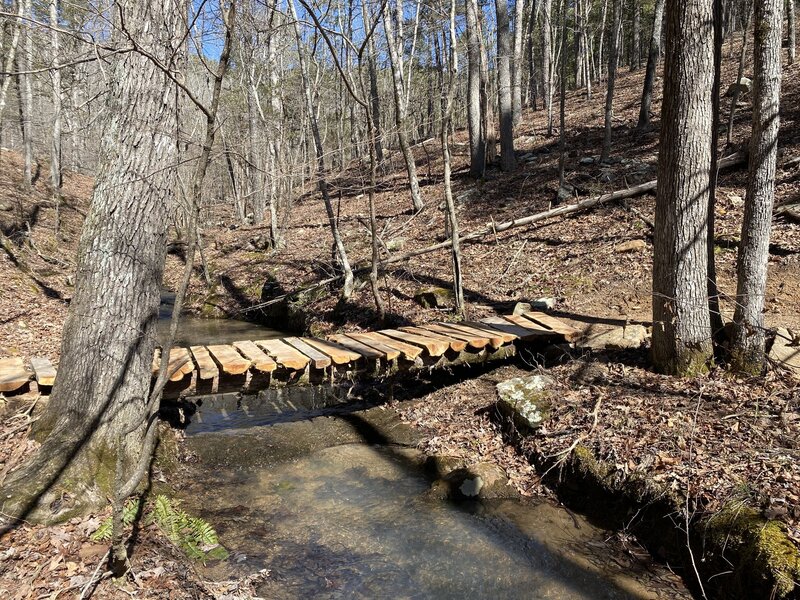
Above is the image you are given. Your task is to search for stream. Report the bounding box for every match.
[163,310,691,599]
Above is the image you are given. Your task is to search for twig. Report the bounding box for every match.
[542,392,604,479]
[685,388,708,600]
[78,550,110,600]
[491,239,527,285]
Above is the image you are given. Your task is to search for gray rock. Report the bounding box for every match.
[496,375,554,431]
[427,462,517,501]
[456,188,482,204]
[385,237,406,251]
[557,185,575,203]
[512,298,556,315]
[729,194,744,207]
[725,77,752,97]
[769,328,800,379]
[579,157,595,165]
[0,203,11,212]
[579,324,649,350]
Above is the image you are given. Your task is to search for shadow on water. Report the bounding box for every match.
[169,371,690,600]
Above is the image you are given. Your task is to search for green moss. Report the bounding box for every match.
[572,445,612,480]
[705,505,800,598]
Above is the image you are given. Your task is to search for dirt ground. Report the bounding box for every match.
[1,42,799,598]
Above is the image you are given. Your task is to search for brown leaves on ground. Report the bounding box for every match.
[394,355,800,549]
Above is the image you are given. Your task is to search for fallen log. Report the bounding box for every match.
[384,151,747,266]
[243,151,748,313]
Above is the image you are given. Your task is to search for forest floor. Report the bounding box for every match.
[1,46,799,598]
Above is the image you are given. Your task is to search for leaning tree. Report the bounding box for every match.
[1,0,183,522]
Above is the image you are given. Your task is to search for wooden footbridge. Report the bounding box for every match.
[0,311,582,399]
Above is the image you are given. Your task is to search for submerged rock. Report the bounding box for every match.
[426,461,517,501]
[496,375,554,431]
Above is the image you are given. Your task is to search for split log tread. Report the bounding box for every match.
[167,348,194,381]
[378,329,449,357]
[521,311,584,342]
[478,316,548,340]
[399,326,467,352]
[349,332,418,360]
[422,323,492,349]
[304,338,363,364]
[327,334,386,360]
[503,314,562,338]
[0,357,30,393]
[255,339,310,371]
[30,357,56,387]
[233,340,277,373]
[461,321,517,344]
[190,346,219,380]
[207,344,251,375]
[283,337,332,369]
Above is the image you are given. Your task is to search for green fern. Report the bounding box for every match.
[89,497,142,542]
[89,495,227,562]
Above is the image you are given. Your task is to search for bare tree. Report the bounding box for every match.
[17,0,34,188]
[731,0,782,373]
[512,0,525,126]
[636,0,664,127]
[788,0,796,64]
[383,0,424,212]
[288,0,355,299]
[496,0,517,171]
[0,0,24,121]
[652,0,714,375]
[542,0,554,135]
[600,0,621,162]
[441,0,464,314]
[49,0,63,208]
[465,0,485,177]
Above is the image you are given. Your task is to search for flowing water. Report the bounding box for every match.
[162,311,689,599]
[173,395,689,599]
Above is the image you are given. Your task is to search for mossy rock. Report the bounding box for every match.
[413,286,454,309]
[495,375,554,431]
[704,505,800,599]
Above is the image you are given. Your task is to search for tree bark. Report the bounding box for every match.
[542,0,554,135]
[512,0,525,126]
[788,0,796,64]
[17,0,34,189]
[0,0,24,122]
[383,2,424,212]
[466,0,485,178]
[496,0,517,171]
[0,0,182,522]
[726,8,751,145]
[362,0,384,162]
[49,0,63,201]
[731,0,782,374]
[442,0,464,315]
[601,0,622,162]
[637,0,665,127]
[630,0,641,69]
[652,0,714,376]
[478,8,497,163]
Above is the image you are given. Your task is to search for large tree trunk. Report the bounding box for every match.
[600,0,622,162]
[466,0,485,178]
[496,0,517,171]
[630,0,641,70]
[512,0,525,126]
[478,8,497,163]
[0,0,182,522]
[637,0,665,127]
[652,0,714,376]
[0,0,24,123]
[730,0,782,374]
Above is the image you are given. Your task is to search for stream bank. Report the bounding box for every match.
[167,394,690,599]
